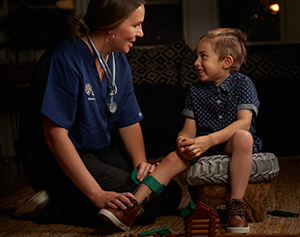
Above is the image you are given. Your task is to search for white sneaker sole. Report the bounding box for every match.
[14,190,49,217]
[98,209,130,231]
[227,226,250,233]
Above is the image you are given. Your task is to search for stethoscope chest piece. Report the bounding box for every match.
[108,101,117,114]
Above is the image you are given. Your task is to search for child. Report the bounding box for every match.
[96,28,261,232]
[177,28,262,233]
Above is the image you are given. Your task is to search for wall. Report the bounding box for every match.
[284,0,300,43]
[182,0,219,50]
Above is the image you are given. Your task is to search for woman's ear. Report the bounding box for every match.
[222,55,233,69]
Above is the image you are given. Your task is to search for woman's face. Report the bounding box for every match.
[112,4,145,53]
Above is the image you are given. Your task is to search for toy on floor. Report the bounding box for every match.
[217,234,299,237]
[267,210,299,218]
[126,233,174,237]
[126,201,219,237]
[138,226,171,236]
[126,201,299,237]
[125,226,171,237]
[181,201,220,237]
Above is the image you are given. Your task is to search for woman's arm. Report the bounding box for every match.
[42,115,135,210]
[118,122,155,181]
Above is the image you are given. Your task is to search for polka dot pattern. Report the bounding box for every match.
[183,72,262,152]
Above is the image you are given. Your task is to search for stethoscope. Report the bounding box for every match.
[87,35,117,114]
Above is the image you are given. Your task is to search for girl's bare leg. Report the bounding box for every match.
[224,130,253,200]
[134,150,190,202]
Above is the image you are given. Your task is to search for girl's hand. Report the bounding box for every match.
[178,136,213,160]
[135,161,158,182]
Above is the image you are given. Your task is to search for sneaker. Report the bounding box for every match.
[98,197,144,231]
[14,190,50,220]
[226,198,250,233]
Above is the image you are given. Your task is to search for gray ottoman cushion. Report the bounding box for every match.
[178,152,279,186]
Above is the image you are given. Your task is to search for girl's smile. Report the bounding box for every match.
[194,38,231,86]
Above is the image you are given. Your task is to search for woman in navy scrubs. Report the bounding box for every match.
[14,0,181,226]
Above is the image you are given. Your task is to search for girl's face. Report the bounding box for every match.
[194,38,229,86]
[112,4,145,53]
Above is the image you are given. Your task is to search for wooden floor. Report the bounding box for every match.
[0,157,29,199]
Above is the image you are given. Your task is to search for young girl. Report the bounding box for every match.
[177,28,262,233]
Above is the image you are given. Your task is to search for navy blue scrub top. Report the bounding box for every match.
[17,38,143,156]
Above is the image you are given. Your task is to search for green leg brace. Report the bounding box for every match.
[141,175,165,197]
[131,169,165,207]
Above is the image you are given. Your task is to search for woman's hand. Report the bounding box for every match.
[135,161,158,182]
[95,191,137,210]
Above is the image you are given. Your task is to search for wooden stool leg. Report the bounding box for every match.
[187,181,271,222]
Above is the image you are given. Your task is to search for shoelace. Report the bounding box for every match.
[228,199,246,217]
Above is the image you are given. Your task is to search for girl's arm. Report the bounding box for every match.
[180,109,253,159]
[206,109,253,146]
[43,115,135,210]
[176,117,197,146]
[176,118,197,159]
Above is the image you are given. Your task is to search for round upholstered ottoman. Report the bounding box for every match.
[178,152,280,222]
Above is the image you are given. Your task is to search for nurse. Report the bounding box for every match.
[14,0,182,229]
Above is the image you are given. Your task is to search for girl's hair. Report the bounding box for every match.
[68,0,146,37]
[199,28,247,73]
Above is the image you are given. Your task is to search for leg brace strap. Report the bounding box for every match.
[131,169,165,197]
[131,169,140,185]
[141,175,165,197]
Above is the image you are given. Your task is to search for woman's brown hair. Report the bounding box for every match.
[68,0,146,37]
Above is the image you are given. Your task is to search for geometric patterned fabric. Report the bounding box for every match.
[127,40,300,88]
[126,40,198,88]
[240,44,300,80]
